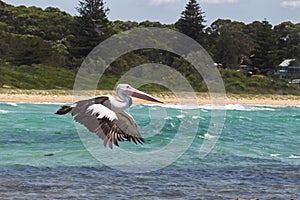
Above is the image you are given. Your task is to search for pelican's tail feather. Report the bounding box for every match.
[55,105,72,115]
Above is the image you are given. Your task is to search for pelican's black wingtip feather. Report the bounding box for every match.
[138,137,145,144]
[55,106,72,115]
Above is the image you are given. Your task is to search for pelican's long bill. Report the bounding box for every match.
[130,88,163,103]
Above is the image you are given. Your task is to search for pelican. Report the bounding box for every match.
[55,84,163,148]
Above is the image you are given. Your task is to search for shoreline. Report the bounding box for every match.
[0,89,300,106]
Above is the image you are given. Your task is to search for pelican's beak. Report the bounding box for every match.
[130,87,163,103]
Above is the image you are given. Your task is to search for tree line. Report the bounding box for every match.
[0,0,300,93]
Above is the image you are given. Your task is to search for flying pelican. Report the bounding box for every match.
[55,84,163,148]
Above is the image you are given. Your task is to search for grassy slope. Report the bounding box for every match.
[1,64,300,95]
[0,64,76,89]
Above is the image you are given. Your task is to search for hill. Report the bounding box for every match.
[0,1,300,94]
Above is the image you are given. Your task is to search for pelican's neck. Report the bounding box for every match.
[111,92,132,111]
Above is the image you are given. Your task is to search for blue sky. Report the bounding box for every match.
[2,0,300,25]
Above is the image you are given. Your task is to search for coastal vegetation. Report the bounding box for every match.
[0,0,299,94]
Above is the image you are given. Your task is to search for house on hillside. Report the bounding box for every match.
[277,59,300,80]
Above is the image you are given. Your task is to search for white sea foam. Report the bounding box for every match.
[270,154,280,157]
[199,104,276,111]
[192,116,205,120]
[146,104,200,110]
[0,102,18,106]
[170,122,176,128]
[147,104,276,111]
[0,109,10,114]
[199,133,218,140]
[6,102,18,106]
[176,115,185,119]
[238,116,253,121]
[204,133,218,140]
[289,155,300,159]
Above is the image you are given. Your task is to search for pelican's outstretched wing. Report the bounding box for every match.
[115,111,144,145]
[64,96,144,148]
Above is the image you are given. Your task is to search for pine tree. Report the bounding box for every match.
[77,0,110,36]
[73,0,111,57]
[175,0,206,43]
[250,19,279,74]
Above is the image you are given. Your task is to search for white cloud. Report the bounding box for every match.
[201,0,239,3]
[148,0,180,6]
[280,0,300,8]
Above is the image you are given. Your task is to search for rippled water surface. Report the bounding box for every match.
[0,103,299,199]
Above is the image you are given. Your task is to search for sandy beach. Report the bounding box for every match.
[0,89,300,106]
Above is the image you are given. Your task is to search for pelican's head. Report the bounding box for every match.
[116,84,163,103]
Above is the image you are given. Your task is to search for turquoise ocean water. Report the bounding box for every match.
[0,102,299,199]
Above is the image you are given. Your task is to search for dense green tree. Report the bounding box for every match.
[77,0,110,34]
[208,19,254,68]
[175,0,206,45]
[70,0,111,60]
[0,1,76,67]
[1,32,58,66]
[77,0,110,39]
[249,20,279,74]
[275,22,300,63]
[0,3,74,41]
[111,20,139,33]
[289,23,300,62]
[274,21,294,61]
